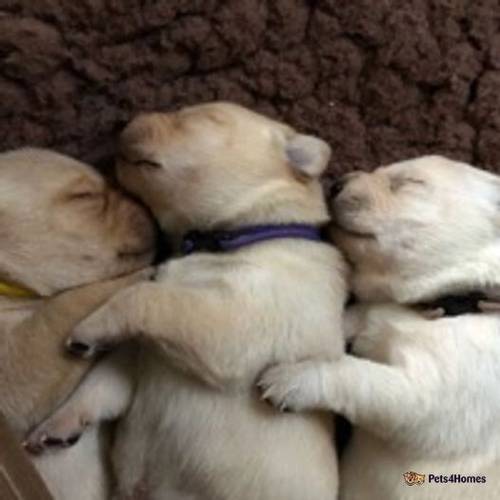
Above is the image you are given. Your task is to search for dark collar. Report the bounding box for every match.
[417,291,488,317]
[181,224,323,255]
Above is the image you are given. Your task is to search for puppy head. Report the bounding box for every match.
[0,148,156,296]
[117,102,330,235]
[330,155,500,302]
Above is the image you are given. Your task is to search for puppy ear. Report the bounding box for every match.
[285,134,331,179]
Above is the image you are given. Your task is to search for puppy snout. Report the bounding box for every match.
[329,172,362,199]
[329,178,348,199]
[128,204,157,246]
[117,196,157,257]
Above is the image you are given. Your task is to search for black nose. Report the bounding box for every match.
[329,178,346,199]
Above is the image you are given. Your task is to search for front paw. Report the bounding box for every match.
[67,337,113,359]
[67,303,126,358]
[23,412,89,455]
[67,316,113,359]
[257,360,326,413]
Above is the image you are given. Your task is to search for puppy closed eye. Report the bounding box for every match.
[389,176,426,193]
[68,191,104,202]
[119,155,162,170]
[132,159,162,169]
[67,191,106,213]
[63,175,106,205]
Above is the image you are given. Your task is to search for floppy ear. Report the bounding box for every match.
[285,134,331,179]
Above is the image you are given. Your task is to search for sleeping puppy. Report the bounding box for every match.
[26,103,347,500]
[0,148,155,500]
[258,155,500,499]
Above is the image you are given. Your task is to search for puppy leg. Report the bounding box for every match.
[24,348,134,454]
[5,268,152,427]
[68,282,266,388]
[258,356,431,436]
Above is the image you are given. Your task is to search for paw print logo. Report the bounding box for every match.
[403,471,426,486]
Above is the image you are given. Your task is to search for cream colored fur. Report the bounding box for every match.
[28,103,347,500]
[0,148,155,500]
[259,155,500,499]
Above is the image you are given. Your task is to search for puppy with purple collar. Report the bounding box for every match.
[27,103,347,500]
[259,156,500,500]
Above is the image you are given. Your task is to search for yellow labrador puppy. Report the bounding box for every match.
[27,103,347,500]
[259,156,500,499]
[0,148,155,500]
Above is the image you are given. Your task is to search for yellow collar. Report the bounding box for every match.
[0,281,38,298]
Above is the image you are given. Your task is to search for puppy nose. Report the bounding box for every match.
[329,171,363,198]
[329,177,347,199]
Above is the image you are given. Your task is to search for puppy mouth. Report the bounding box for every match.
[333,223,375,240]
[117,246,155,259]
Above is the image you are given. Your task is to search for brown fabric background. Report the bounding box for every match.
[1,0,500,183]
[0,2,497,494]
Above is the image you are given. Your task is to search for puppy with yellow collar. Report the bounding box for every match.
[259,156,500,499]
[0,148,155,500]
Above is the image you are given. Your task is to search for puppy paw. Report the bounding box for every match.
[257,360,327,413]
[67,305,125,358]
[66,336,112,359]
[23,412,90,455]
[67,284,144,357]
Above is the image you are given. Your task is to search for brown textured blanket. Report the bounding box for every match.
[1,1,500,498]
[2,0,500,179]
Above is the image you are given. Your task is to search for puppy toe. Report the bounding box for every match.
[257,362,323,412]
[260,394,277,410]
[27,432,81,453]
[66,339,111,358]
[66,339,93,358]
[25,411,90,456]
[65,433,81,446]
[259,384,289,410]
[279,403,293,413]
[23,433,49,455]
[43,436,66,447]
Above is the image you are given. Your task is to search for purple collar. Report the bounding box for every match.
[181,224,322,255]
